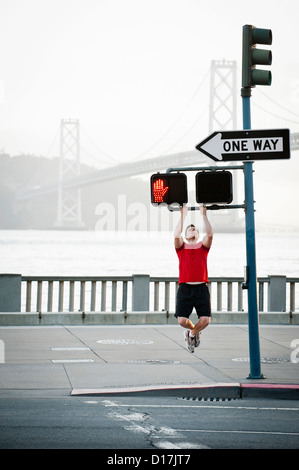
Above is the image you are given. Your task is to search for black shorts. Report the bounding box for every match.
[175,283,211,319]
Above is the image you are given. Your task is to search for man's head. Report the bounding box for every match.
[185,224,199,242]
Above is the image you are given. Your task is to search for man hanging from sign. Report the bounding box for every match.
[174,205,213,353]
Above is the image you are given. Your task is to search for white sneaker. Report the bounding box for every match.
[184,330,194,353]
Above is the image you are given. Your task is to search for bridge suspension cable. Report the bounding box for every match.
[256,87,299,119]
[71,67,209,168]
[128,68,210,161]
[158,104,209,155]
[252,101,299,125]
[79,125,122,166]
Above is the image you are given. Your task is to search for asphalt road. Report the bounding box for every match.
[0,392,298,451]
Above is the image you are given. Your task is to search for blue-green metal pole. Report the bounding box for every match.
[242,91,263,379]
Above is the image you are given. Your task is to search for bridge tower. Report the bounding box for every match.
[208,60,241,228]
[209,59,237,132]
[55,119,84,228]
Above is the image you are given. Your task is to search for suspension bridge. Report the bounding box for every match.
[14,60,299,228]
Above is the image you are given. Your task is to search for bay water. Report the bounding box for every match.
[0,229,298,312]
[0,229,298,278]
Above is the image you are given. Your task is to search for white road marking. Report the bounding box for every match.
[51,359,94,363]
[113,412,147,422]
[101,399,299,447]
[176,429,299,437]
[103,399,210,449]
[102,400,119,407]
[154,441,182,450]
[156,441,209,449]
[102,403,299,412]
[107,410,152,435]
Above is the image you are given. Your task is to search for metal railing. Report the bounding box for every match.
[22,276,132,314]
[21,275,299,314]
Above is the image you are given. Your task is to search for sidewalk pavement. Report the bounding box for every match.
[0,324,298,399]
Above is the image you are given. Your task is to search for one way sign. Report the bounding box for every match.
[195,128,290,162]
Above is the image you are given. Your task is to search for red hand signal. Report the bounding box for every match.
[153,178,169,203]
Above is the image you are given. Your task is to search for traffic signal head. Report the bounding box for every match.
[242,24,272,88]
[196,171,233,204]
[150,173,188,207]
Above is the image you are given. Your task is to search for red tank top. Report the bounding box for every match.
[175,241,210,284]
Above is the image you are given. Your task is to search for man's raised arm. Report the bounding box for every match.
[201,205,213,248]
[174,206,188,249]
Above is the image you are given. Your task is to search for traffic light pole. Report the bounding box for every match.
[242,88,263,379]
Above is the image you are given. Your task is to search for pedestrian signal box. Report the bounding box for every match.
[150,173,188,206]
[196,171,233,204]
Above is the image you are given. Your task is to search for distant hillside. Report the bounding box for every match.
[0,153,149,229]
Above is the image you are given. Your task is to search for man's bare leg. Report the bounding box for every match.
[177,317,195,330]
[177,317,196,352]
[191,316,210,336]
[177,316,210,334]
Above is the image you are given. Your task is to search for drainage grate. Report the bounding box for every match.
[180,396,240,402]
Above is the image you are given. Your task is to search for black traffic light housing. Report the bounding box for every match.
[150,172,188,207]
[242,24,272,88]
[196,171,233,204]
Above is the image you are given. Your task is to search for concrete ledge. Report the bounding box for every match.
[211,312,247,324]
[212,311,295,324]
[0,311,178,326]
[259,312,293,324]
[0,311,297,326]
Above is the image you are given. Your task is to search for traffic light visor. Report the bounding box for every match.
[252,27,272,45]
[196,171,233,204]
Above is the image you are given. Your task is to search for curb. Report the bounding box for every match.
[241,383,299,400]
[71,382,299,400]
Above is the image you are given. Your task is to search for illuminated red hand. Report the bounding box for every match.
[153,178,169,203]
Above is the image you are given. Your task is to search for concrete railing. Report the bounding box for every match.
[0,273,298,315]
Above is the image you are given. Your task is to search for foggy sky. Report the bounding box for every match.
[1,0,299,227]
